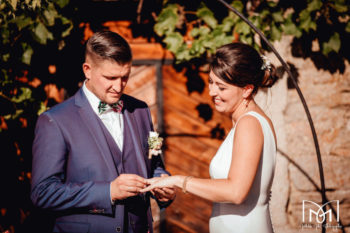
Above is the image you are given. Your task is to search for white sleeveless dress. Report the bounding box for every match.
[209,111,276,233]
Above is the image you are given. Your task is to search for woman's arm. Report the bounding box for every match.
[143,115,264,204]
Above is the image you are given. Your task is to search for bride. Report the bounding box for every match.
[142,42,278,233]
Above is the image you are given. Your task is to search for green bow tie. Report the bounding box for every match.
[98,100,123,114]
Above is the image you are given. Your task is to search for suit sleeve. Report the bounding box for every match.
[31,112,113,214]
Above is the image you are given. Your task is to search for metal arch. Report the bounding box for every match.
[216,0,328,231]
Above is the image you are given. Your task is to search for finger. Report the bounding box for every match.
[122,174,147,183]
[120,183,144,194]
[140,185,155,193]
[154,188,166,196]
[115,180,146,191]
[155,187,176,200]
[160,173,169,177]
[161,187,176,194]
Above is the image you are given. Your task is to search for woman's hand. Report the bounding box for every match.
[141,175,183,193]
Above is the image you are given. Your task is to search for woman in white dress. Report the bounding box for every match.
[141,42,278,233]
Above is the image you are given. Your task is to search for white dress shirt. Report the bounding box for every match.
[82,82,124,151]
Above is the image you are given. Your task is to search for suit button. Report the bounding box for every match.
[116,227,121,232]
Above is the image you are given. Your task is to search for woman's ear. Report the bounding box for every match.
[242,84,254,98]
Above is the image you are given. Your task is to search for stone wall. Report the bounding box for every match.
[256,36,350,233]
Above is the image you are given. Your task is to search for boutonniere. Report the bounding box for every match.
[148,131,163,159]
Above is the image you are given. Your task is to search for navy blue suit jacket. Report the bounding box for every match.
[31,88,169,233]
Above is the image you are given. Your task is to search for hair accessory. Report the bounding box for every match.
[260,55,271,71]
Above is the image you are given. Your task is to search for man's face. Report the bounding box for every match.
[83,57,131,104]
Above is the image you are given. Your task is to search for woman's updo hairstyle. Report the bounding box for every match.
[210,43,278,95]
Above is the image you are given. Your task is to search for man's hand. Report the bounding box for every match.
[151,174,176,202]
[110,174,147,201]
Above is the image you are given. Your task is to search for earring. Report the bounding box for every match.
[243,99,249,108]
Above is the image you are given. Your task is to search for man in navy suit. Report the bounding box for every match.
[31,30,175,233]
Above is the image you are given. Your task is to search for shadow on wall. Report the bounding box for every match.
[277,149,346,233]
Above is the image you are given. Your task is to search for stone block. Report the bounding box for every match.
[289,155,350,191]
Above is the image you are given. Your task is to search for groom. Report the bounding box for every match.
[31,30,175,233]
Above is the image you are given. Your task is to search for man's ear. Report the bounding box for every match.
[82,62,91,79]
[242,84,254,98]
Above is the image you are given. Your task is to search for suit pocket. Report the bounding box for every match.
[53,221,90,233]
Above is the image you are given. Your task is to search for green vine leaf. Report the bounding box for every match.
[299,10,316,32]
[232,0,244,12]
[190,39,206,55]
[56,0,70,8]
[198,26,210,36]
[271,23,282,41]
[37,101,48,115]
[154,4,178,36]
[307,0,322,12]
[283,23,302,38]
[235,20,250,35]
[33,22,53,44]
[2,53,10,62]
[13,15,32,30]
[61,17,73,38]
[346,22,350,33]
[272,11,284,23]
[22,44,33,65]
[222,16,235,32]
[164,32,183,53]
[175,44,191,63]
[332,1,348,13]
[43,3,58,26]
[11,87,32,103]
[4,109,23,120]
[322,32,341,55]
[196,4,217,29]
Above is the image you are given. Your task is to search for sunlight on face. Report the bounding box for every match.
[83,58,131,104]
[208,70,244,114]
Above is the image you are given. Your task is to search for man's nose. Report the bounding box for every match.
[112,79,123,93]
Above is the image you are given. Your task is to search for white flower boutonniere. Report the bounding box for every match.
[148,131,163,159]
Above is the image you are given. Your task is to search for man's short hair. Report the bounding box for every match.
[85,30,132,64]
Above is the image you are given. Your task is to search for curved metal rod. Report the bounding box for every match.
[216,0,328,230]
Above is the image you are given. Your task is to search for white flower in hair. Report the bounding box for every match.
[261,55,271,71]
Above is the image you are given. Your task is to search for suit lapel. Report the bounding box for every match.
[124,109,148,178]
[75,89,119,177]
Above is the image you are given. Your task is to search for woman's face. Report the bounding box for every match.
[208,70,244,114]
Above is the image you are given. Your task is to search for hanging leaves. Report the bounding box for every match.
[0,0,74,144]
[154,0,349,64]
